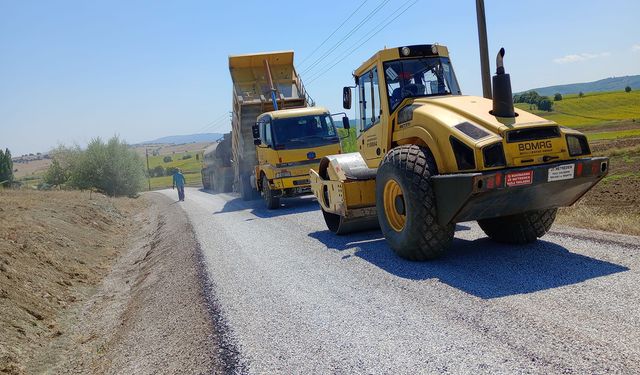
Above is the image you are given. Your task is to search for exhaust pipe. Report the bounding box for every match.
[491,48,516,118]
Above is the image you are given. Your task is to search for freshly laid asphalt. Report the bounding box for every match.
[160,187,640,374]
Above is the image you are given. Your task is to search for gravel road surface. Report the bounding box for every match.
[161,187,640,374]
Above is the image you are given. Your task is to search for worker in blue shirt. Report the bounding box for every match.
[172,168,186,201]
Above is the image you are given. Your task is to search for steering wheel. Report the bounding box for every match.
[402,83,418,96]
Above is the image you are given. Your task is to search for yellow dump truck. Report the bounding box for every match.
[204,50,342,208]
[311,44,608,260]
[251,106,342,208]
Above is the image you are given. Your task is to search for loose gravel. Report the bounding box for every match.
[163,187,640,374]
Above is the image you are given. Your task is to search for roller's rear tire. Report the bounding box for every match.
[376,145,454,261]
[478,209,557,244]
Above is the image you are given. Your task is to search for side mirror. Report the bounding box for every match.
[342,116,350,130]
[343,87,352,110]
[253,139,261,146]
[252,123,260,139]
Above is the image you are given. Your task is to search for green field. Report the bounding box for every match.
[586,128,640,141]
[146,151,204,190]
[338,128,358,153]
[515,90,640,128]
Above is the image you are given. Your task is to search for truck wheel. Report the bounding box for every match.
[214,173,227,193]
[478,209,557,244]
[209,173,218,193]
[202,174,210,190]
[222,171,233,192]
[261,175,280,209]
[240,173,253,201]
[376,145,454,260]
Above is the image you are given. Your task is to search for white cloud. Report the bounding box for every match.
[553,52,611,64]
[632,44,640,52]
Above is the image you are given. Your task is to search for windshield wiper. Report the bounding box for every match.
[288,135,336,142]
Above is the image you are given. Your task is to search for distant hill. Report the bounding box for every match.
[141,133,224,145]
[521,75,640,96]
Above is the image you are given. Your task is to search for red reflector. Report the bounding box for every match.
[591,162,598,175]
[576,163,583,177]
[486,178,495,189]
[495,172,502,187]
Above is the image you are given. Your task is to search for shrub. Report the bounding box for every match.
[163,156,173,163]
[149,165,165,177]
[537,97,554,112]
[625,86,632,93]
[182,154,192,160]
[67,136,146,197]
[554,93,563,101]
[165,166,178,176]
[578,91,584,98]
[44,159,69,187]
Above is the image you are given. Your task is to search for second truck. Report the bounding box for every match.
[202,50,342,208]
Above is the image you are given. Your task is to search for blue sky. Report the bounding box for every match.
[1,0,639,156]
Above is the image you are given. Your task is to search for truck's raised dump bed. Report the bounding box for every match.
[228,50,313,198]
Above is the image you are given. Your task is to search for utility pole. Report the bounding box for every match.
[145,148,151,191]
[476,0,492,99]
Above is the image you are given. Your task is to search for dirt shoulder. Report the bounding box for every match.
[1,190,223,374]
[556,140,640,236]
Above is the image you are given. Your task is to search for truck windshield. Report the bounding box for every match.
[383,57,461,110]
[272,114,339,150]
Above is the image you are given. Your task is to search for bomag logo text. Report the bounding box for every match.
[518,140,553,152]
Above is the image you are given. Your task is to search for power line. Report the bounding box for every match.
[192,111,229,134]
[306,0,418,85]
[297,0,369,68]
[198,112,232,134]
[299,0,392,76]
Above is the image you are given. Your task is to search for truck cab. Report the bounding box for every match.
[253,106,342,209]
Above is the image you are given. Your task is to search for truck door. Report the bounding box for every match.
[256,117,274,166]
[357,67,386,167]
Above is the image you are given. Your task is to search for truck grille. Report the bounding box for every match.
[506,126,560,143]
[293,179,310,186]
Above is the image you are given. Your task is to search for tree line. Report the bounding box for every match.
[512,91,555,112]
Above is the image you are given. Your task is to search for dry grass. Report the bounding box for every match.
[0,189,148,373]
[557,204,640,237]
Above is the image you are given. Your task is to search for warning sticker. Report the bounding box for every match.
[548,164,575,182]
[385,67,398,80]
[506,171,533,187]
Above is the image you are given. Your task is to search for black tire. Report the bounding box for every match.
[202,173,210,190]
[376,145,454,260]
[213,173,221,193]
[478,209,557,244]
[239,173,254,201]
[221,170,233,192]
[261,175,280,209]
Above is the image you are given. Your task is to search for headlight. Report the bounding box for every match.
[275,171,292,179]
[566,134,590,156]
[483,142,506,168]
[450,136,476,170]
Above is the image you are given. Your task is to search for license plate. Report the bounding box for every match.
[548,164,575,182]
[506,171,533,187]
